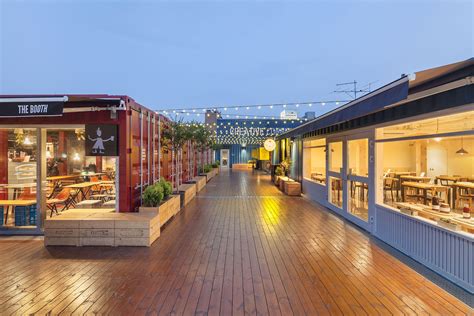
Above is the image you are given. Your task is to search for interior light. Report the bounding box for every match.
[23,136,32,145]
[456,137,469,155]
[434,137,442,142]
[73,153,81,161]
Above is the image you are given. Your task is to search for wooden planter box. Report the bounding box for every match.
[139,194,180,227]
[193,176,207,192]
[279,177,290,191]
[179,183,197,207]
[44,208,161,247]
[200,171,214,182]
[284,181,301,196]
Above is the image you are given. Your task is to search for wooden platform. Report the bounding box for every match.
[44,209,160,247]
[0,170,470,314]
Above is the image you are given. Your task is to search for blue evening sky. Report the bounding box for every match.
[0,1,472,119]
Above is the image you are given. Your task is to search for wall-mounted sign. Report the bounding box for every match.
[264,138,276,151]
[85,125,118,156]
[216,119,302,145]
[0,101,64,118]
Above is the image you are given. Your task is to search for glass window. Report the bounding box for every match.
[376,132,473,235]
[329,141,343,173]
[0,128,38,230]
[303,138,326,185]
[349,180,369,221]
[45,128,118,218]
[329,176,343,208]
[377,111,474,140]
[348,139,368,177]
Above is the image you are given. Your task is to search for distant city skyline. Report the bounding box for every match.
[1,1,472,120]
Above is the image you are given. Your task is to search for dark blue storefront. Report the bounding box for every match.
[215,118,302,168]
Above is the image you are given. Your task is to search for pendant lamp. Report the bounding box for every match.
[456,137,469,155]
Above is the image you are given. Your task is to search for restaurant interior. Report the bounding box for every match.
[0,127,117,230]
[302,110,474,233]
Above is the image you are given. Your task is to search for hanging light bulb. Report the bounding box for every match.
[73,152,81,161]
[456,137,469,155]
[270,105,273,109]
[308,103,312,107]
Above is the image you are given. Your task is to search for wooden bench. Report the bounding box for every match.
[76,200,102,209]
[44,208,160,247]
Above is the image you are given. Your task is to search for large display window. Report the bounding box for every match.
[0,128,39,230]
[1,126,118,232]
[376,111,474,235]
[303,138,326,185]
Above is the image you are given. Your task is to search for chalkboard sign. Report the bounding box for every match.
[85,125,118,156]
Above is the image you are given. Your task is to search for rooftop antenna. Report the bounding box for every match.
[334,80,372,99]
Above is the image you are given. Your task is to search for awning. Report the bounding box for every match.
[278,76,410,139]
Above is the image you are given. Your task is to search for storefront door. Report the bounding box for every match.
[327,133,372,230]
[220,149,229,169]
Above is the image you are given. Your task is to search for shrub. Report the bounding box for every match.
[204,165,212,173]
[211,162,218,168]
[159,178,173,199]
[215,160,220,165]
[142,183,164,207]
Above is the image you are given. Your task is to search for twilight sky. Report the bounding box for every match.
[0,1,472,119]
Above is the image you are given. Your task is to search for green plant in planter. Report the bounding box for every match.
[159,178,173,199]
[211,162,218,168]
[275,166,283,176]
[215,160,220,165]
[203,165,212,173]
[142,184,164,207]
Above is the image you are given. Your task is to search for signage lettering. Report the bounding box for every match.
[0,101,63,118]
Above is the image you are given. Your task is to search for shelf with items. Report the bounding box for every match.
[396,202,473,234]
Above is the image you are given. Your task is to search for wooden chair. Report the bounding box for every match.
[47,188,76,216]
[383,178,397,203]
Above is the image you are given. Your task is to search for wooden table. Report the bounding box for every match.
[436,175,462,184]
[310,175,326,183]
[400,175,431,182]
[0,200,36,225]
[401,181,449,205]
[64,182,99,201]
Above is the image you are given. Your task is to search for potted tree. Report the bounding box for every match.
[162,118,189,193]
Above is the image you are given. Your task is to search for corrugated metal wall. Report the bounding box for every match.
[375,206,474,293]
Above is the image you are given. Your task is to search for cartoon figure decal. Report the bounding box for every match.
[85,125,118,156]
[88,127,114,154]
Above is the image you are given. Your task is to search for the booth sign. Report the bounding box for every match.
[0,101,64,118]
[85,125,118,156]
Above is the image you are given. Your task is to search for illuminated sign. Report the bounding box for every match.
[216,119,302,145]
[264,138,276,151]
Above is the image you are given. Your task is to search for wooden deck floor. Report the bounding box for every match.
[0,170,471,315]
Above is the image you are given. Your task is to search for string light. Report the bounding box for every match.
[157,100,348,113]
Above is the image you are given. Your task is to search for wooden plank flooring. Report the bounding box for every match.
[0,170,471,315]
